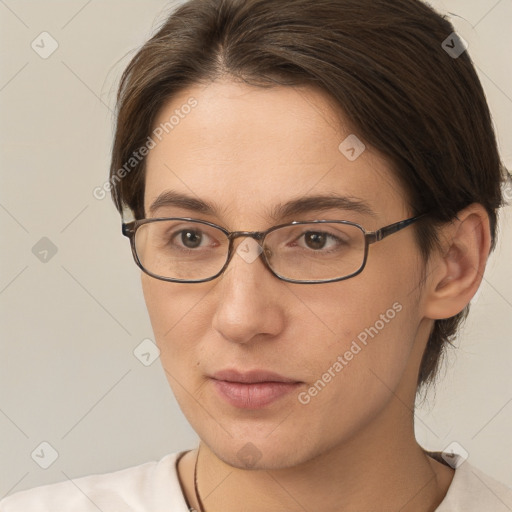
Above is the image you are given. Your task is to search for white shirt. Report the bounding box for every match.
[1,451,511,511]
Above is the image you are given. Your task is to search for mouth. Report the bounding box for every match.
[210,369,302,409]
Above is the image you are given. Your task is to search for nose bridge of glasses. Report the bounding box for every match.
[226,231,270,265]
[228,231,266,250]
[229,230,265,240]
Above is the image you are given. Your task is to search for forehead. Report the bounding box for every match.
[144,79,407,226]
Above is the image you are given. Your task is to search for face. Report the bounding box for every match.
[142,78,428,470]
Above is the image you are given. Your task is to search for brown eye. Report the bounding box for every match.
[180,230,203,249]
[304,232,328,250]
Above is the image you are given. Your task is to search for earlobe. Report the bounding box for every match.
[423,204,491,320]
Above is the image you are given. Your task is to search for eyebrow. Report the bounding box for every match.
[148,190,377,220]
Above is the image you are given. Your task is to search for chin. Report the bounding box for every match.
[199,426,322,471]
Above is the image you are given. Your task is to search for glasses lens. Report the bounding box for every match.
[134,219,229,281]
[264,222,366,281]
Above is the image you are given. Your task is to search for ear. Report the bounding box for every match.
[423,203,492,320]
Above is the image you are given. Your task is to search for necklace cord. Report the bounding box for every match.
[192,444,206,512]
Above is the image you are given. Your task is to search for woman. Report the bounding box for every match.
[2,0,511,510]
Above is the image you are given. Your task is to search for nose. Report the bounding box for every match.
[211,237,285,345]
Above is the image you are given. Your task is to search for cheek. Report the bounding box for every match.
[141,275,204,362]
[141,275,211,414]
[141,274,171,341]
[293,257,422,414]
[293,299,418,447]
[301,290,413,385]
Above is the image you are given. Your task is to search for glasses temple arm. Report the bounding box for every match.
[367,214,426,244]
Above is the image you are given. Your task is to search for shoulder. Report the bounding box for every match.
[0,451,190,512]
[435,454,512,511]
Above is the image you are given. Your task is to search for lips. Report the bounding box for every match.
[212,369,299,384]
[210,369,302,409]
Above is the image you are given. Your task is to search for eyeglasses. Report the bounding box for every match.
[122,214,426,284]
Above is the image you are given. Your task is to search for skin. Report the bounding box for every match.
[142,78,490,512]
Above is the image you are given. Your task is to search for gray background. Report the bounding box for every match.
[1,0,511,497]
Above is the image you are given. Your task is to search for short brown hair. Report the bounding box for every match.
[109,0,506,393]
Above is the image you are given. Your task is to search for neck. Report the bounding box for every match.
[182,400,454,512]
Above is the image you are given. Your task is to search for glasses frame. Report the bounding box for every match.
[122,214,427,284]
